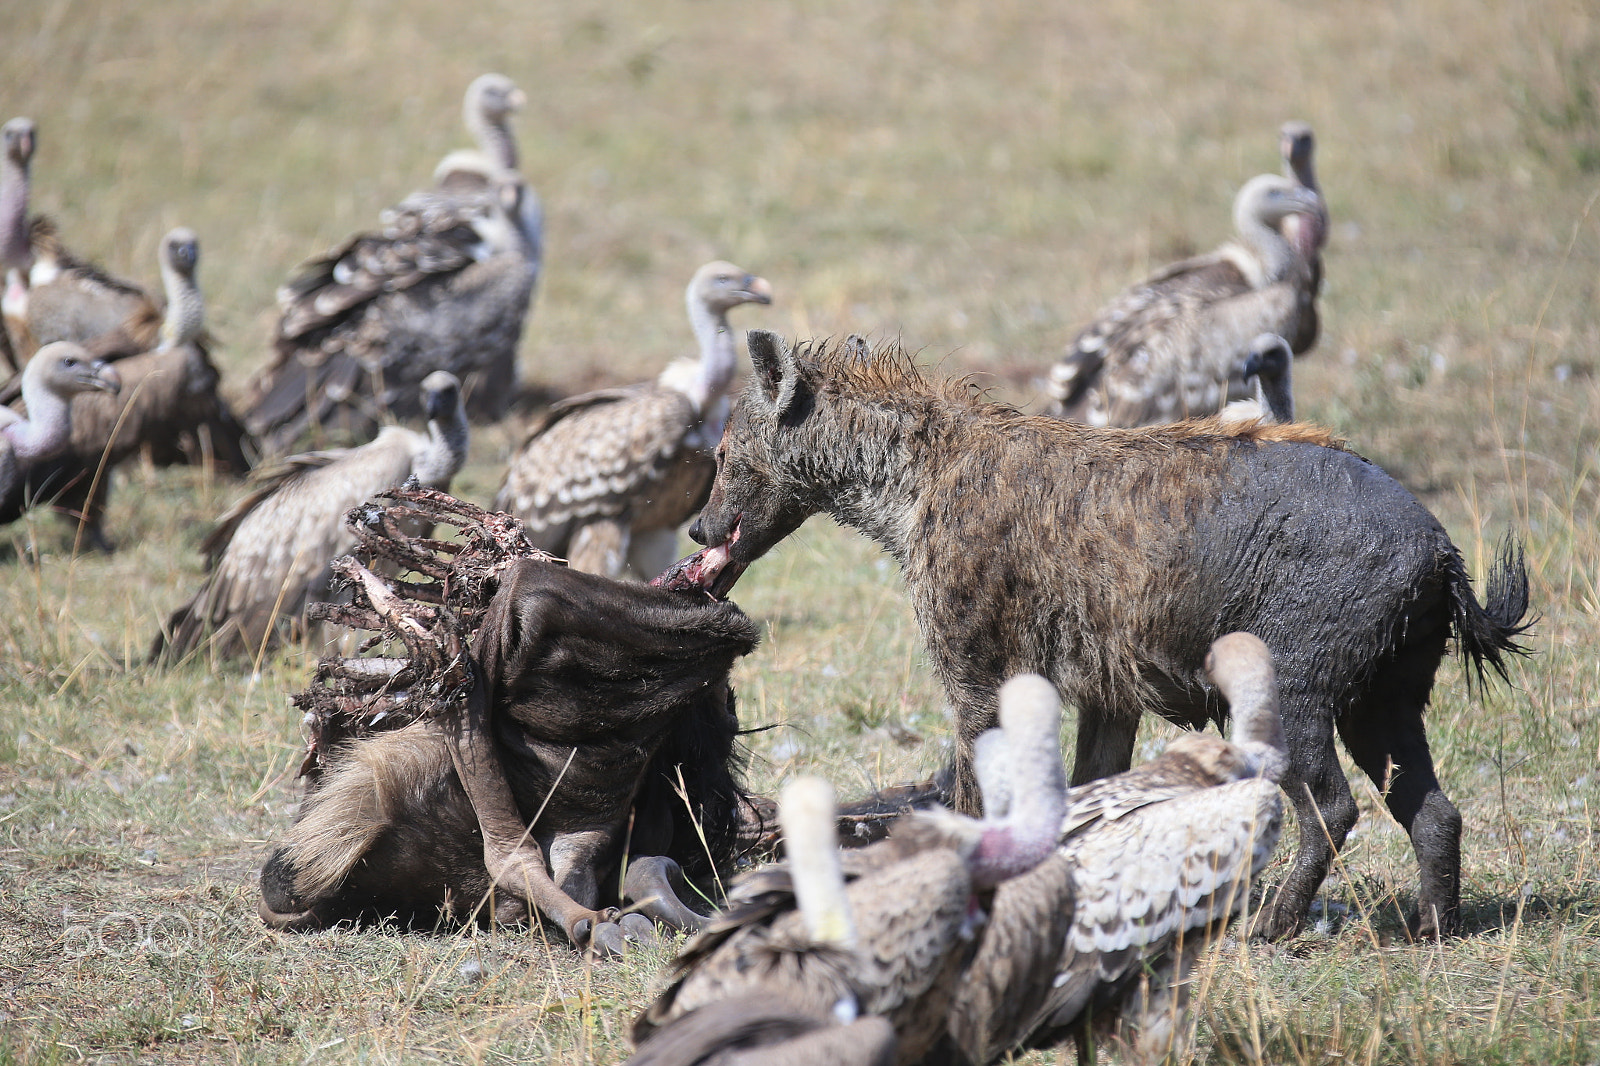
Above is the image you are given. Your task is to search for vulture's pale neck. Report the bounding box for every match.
[780,777,858,948]
[669,293,740,415]
[159,258,204,351]
[1235,194,1302,285]
[414,396,470,488]
[466,103,518,174]
[972,729,1012,819]
[1210,635,1289,781]
[8,366,74,462]
[0,144,31,274]
[968,674,1067,888]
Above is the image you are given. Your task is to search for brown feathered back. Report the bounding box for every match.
[1045,174,1321,426]
[155,374,467,661]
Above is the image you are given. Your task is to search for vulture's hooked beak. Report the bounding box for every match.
[89,361,121,396]
[741,275,774,306]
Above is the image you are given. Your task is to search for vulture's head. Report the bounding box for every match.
[689,260,773,318]
[466,73,526,127]
[420,371,463,423]
[1205,632,1288,781]
[29,341,121,399]
[1241,333,1292,388]
[161,227,200,279]
[1234,173,1322,233]
[3,117,35,168]
[1279,120,1316,186]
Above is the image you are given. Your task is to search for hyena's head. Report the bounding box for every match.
[681,330,819,598]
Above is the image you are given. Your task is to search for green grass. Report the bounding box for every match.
[1,0,1599,1061]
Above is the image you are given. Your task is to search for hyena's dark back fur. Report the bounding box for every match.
[694,334,1530,938]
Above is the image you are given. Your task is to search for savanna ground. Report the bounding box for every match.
[0,0,1598,1061]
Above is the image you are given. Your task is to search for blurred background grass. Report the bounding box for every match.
[1,0,1598,1061]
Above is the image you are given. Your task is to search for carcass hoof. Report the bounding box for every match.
[619,911,659,946]
[623,855,708,933]
[586,920,630,958]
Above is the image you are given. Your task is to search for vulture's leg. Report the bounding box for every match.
[623,855,709,932]
[627,527,680,582]
[566,518,629,577]
[1261,696,1359,940]
[1337,643,1461,940]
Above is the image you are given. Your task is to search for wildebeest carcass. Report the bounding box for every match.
[257,487,761,954]
[670,330,1531,940]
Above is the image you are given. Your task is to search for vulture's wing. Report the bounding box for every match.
[1028,777,1283,1045]
[161,428,422,658]
[1054,253,1253,425]
[494,385,702,540]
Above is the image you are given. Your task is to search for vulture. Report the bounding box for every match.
[154,371,467,662]
[494,260,772,579]
[1217,332,1294,426]
[0,342,120,514]
[1043,173,1322,426]
[631,673,1069,1066]
[0,228,253,551]
[0,118,160,365]
[245,75,541,452]
[937,633,1287,1066]
[1279,121,1328,356]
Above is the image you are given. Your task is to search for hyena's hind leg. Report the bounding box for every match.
[1336,634,1461,939]
[1260,693,1361,940]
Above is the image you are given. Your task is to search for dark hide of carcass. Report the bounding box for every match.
[258,492,760,953]
[677,331,1531,940]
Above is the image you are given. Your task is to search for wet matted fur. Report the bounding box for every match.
[689,331,1530,939]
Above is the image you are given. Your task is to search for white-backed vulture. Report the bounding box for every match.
[155,372,468,662]
[939,633,1287,1066]
[0,342,120,513]
[633,674,1068,1066]
[414,72,544,252]
[495,261,772,579]
[1217,332,1294,426]
[245,76,541,451]
[1279,120,1328,356]
[1043,174,1321,426]
[0,118,160,365]
[0,228,253,551]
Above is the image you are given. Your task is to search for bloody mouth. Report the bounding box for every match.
[651,516,746,599]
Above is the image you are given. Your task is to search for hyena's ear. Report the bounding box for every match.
[746,329,801,417]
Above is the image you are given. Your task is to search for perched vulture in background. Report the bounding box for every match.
[1043,173,1321,426]
[0,228,253,551]
[0,117,160,366]
[1279,121,1328,356]
[245,74,541,452]
[495,260,771,579]
[154,371,467,662]
[1218,332,1294,426]
[0,342,120,515]
[631,675,1069,1066]
[938,633,1287,1066]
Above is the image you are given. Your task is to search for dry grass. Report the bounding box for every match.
[1,0,1599,1061]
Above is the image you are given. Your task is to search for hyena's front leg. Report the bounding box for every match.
[945,686,1003,817]
[1069,703,1139,786]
